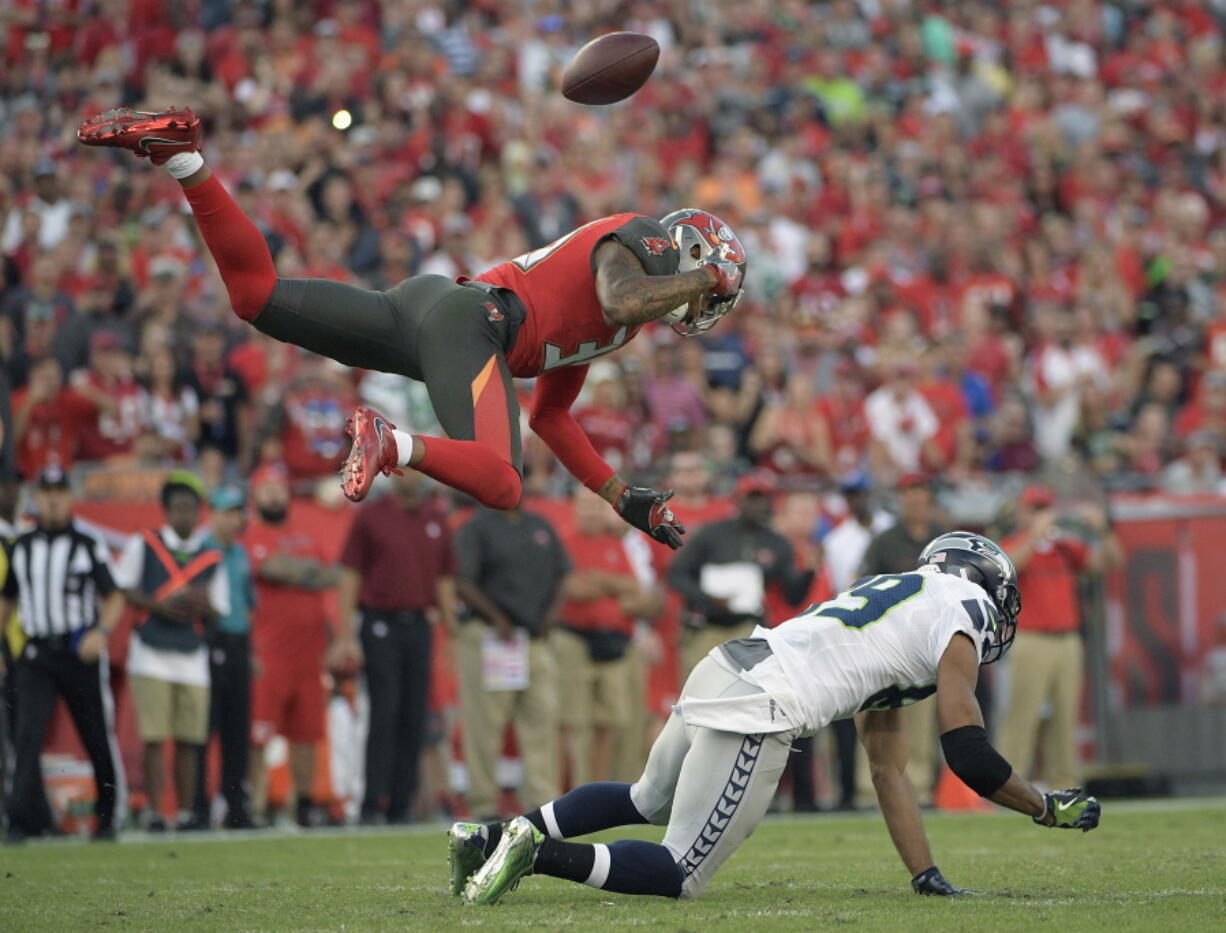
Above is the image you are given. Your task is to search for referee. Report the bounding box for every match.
[0,466,126,843]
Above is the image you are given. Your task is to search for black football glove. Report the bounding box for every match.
[615,486,686,550]
[1035,787,1101,832]
[911,866,971,896]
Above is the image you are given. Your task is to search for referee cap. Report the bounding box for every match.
[36,464,70,490]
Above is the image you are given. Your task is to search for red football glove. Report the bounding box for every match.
[703,257,743,298]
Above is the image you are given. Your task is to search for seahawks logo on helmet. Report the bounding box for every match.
[918,531,1021,664]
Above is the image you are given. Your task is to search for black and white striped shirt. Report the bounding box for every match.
[2,521,117,637]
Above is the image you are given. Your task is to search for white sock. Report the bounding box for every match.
[391,429,416,466]
[164,151,205,180]
[540,801,563,839]
[582,843,612,889]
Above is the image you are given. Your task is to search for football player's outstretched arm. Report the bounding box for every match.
[593,241,718,328]
[856,708,939,879]
[530,365,687,549]
[937,634,1101,829]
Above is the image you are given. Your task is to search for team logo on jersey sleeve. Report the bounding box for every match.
[483,301,504,322]
[641,236,671,256]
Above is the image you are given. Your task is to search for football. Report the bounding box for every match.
[561,32,660,105]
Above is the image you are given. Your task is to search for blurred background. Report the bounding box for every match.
[2,0,1226,833]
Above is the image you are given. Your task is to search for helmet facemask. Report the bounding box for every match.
[918,531,1022,664]
[659,208,747,337]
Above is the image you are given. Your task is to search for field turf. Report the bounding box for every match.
[3,799,1225,932]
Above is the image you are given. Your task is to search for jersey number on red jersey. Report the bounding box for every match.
[510,219,605,273]
[541,325,629,371]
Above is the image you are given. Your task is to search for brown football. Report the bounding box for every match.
[561,32,660,105]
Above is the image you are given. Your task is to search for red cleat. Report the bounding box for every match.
[77,107,202,165]
[340,406,402,502]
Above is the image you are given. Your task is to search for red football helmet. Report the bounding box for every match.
[659,208,748,336]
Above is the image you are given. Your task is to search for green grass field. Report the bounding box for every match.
[3,800,1225,932]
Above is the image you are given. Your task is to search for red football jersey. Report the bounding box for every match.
[244,516,331,663]
[557,529,638,638]
[476,213,679,377]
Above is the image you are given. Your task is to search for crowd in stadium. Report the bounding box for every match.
[1,0,1224,831]
[3,0,1226,495]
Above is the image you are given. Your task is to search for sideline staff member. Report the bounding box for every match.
[339,471,458,825]
[1,466,126,842]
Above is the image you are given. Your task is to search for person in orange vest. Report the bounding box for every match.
[114,470,229,832]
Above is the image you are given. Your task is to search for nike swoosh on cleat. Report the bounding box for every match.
[138,136,189,152]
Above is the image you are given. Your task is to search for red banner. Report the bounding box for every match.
[1105,498,1226,708]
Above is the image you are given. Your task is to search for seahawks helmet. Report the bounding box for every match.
[918,531,1021,664]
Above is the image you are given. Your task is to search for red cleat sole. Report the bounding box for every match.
[339,407,400,502]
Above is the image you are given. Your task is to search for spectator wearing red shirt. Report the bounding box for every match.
[554,488,661,787]
[244,464,356,827]
[748,374,831,478]
[813,359,870,478]
[916,344,973,476]
[998,485,1122,790]
[337,471,458,825]
[9,357,93,476]
[261,354,356,485]
[569,363,635,475]
[71,332,149,462]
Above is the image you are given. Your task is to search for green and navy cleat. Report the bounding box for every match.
[462,816,542,906]
[447,821,488,897]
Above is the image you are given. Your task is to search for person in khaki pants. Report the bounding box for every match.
[455,505,570,821]
[553,489,662,788]
[997,486,1122,789]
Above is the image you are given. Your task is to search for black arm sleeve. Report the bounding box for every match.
[940,725,1013,798]
[591,216,680,278]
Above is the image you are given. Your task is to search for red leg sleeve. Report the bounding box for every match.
[183,176,277,321]
[416,437,522,510]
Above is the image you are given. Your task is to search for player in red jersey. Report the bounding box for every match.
[79,108,748,549]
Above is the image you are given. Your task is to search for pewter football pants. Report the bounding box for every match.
[630,655,796,899]
[254,274,524,475]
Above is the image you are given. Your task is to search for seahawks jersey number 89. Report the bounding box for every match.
[692,568,1006,736]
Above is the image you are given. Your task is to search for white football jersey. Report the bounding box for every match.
[707,568,997,735]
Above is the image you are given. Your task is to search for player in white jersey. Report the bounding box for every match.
[453,532,1101,905]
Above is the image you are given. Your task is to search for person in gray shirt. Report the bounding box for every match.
[455,504,571,820]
